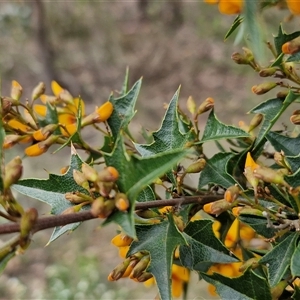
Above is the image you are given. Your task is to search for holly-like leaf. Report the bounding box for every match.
[107,78,141,139]
[200,110,249,144]
[267,131,300,157]
[104,135,189,237]
[285,168,300,191]
[134,87,193,157]
[179,220,238,270]
[224,15,243,40]
[13,145,87,243]
[287,52,300,63]
[201,269,271,300]
[136,185,156,203]
[260,232,298,287]
[291,242,300,277]
[128,214,187,300]
[198,152,238,189]
[274,25,300,56]
[251,91,299,157]
[285,153,300,173]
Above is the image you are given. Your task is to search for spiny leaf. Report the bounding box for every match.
[104,135,189,237]
[198,152,238,189]
[224,15,243,40]
[0,117,5,192]
[13,145,87,243]
[179,220,238,270]
[128,214,187,300]
[251,91,299,157]
[266,131,300,157]
[200,110,249,143]
[291,242,300,277]
[134,87,194,157]
[274,25,300,56]
[107,78,141,139]
[201,269,271,300]
[287,52,300,63]
[37,101,59,131]
[260,232,298,287]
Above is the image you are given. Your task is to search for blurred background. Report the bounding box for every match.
[0,1,298,299]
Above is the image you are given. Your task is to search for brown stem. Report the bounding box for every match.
[0,195,222,235]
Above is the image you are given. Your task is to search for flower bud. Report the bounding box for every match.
[232,206,263,217]
[259,67,277,77]
[111,233,133,247]
[173,215,185,232]
[58,89,73,103]
[7,119,31,133]
[98,182,114,197]
[282,36,300,54]
[1,97,13,115]
[276,89,289,99]
[186,96,196,115]
[136,209,160,219]
[136,272,153,282]
[197,97,214,115]
[11,80,22,101]
[248,114,263,132]
[185,158,206,174]
[91,196,105,217]
[108,257,131,281]
[33,124,58,141]
[81,163,98,182]
[251,82,277,95]
[254,166,290,188]
[65,192,92,204]
[224,185,240,203]
[73,169,89,190]
[274,151,291,170]
[231,52,249,65]
[20,208,38,239]
[3,135,23,149]
[61,202,86,215]
[244,152,259,200]
[4,156,23,189]
[83,102,113,126]
[25,135,58,157]
[97,166,119,182]
[203,199,231,216]
[130,255,150,279]
[115,193,130,211]
[32,82,46,101]
[290,113,300,125]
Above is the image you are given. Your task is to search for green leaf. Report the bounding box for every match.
[285,168,300,190]
[224,15,243,40]
[136,186,156,203]
[286,153,300,173]
[104,135,189,237]
[200,111,249,143]
[179,220,238,271]
[0,251,15,274]
[244,1,266,63]
[274,25,300,56]
[291,242,300,277]
[201,269,272,300]
[251,91,299,156]
[260,232,298,287]
[293,285,300,299]
[128,214,187,300]
[120,67,129,95]
[198,152,238,189]
[266,131,300,157]
[107,78,141,139]
[287,52,300,63]
[134,87,193,157]
[13,145,87,243]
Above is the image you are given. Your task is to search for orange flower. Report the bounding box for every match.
[286,0,300,14]
[204,0,243,14]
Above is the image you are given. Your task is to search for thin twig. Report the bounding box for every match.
[0,194,222,235]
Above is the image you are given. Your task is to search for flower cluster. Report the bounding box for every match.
[2,81,113,156]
